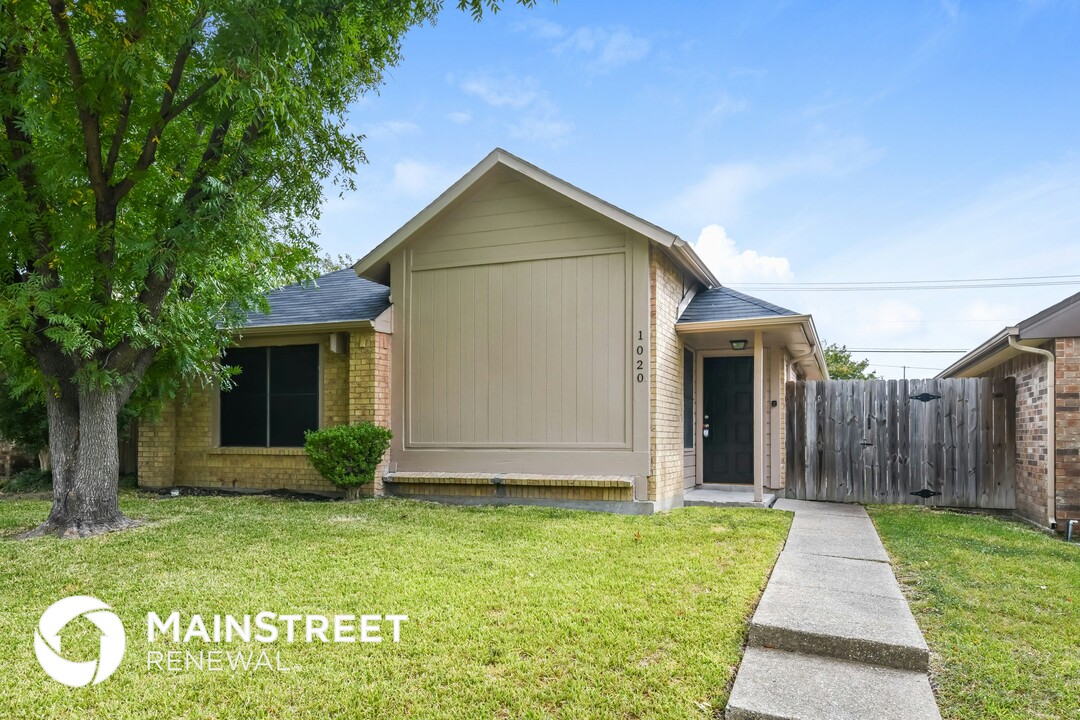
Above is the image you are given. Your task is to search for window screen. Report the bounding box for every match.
[683,349,694,448]
[220,345,319,447]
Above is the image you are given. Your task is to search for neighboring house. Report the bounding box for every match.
[139,149,827,513]
[939,291,1080,531]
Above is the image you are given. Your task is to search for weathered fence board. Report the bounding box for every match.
[786,377,1015,508]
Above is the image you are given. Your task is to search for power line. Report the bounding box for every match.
[738,273,1080,287]
[729,280,1080,291]
[818,319,1010,324]
[865,363,945,371]
[846,348,968,353]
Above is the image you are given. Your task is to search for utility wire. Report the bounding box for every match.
[729,280,1080,291]
[729,272,1080,291]
[737,273,1080,287]
[846,348,968,353]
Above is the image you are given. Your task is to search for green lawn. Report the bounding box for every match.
[868,506,1079,720]
[0,493,790,719]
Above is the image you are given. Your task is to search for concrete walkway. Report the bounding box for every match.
[726,499,941,720]
[684,486,776,509]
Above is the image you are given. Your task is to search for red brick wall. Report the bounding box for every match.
[1055,338,1080,525]
[982,347,1049,525]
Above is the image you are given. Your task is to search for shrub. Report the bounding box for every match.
[304,423,392,491]
[6,468,52,493]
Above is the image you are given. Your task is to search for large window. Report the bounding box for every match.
[220,345,320,447]
[683,348,694,448]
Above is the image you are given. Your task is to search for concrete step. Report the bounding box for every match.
[783,513,891,563]
[726,647,941,720]
[748,580,929,671]
[773,498,870,518]
[770,551,906,600]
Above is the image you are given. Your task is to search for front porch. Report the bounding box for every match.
[684,484,777,508]
[675,287,828,505]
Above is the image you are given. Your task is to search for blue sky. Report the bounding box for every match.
[317,0,1080,378]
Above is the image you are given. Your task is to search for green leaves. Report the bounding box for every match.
[304,422,392,489]
[1,0,543,419]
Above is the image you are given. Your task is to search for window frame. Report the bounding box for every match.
[215,338,324,448]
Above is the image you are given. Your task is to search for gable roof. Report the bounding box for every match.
[677,286,799,324]
[938,290,1080,378]
[243,268,390,329]
[353,148,719,288]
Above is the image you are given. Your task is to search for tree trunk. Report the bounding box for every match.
[20,386,139,538]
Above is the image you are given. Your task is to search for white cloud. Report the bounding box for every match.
[362,120,421,140]
[510,115,574,146]
[554,26,650,73]
[691,225,794,285]
[391,160,455,197]
[518,17,566,40]
[460,74,539,109]
[446,111,472,124]
[709,93,749,120]
[458,73,573,147]
[664,135,883,229]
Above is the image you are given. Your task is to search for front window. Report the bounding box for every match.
[220,345,320,447]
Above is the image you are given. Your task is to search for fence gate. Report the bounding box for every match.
[785,378,1015,508]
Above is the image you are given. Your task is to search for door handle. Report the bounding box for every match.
[703,414,710,438]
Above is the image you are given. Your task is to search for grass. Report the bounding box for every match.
[0,492,790,719]
[868,506,1079,720]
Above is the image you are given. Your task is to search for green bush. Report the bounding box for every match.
[304,423,392,490]
[6,468,52,492]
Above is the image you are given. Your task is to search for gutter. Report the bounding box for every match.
[1007,328,1057,530]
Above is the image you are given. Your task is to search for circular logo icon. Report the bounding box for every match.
[34,596,126,687]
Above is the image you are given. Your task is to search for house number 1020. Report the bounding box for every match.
[635,331,645,383]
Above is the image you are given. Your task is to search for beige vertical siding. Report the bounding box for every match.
[389,168,651,476]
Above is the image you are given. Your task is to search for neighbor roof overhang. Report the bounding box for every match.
[353,148,720,288]
[937,290,1080,378]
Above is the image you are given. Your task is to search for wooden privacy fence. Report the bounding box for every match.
[785,378,1015,508]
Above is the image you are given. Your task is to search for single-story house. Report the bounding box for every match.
[139,149,827,513]
[938,291,1080,531]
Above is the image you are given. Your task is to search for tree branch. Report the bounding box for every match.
[112,10,211,201]
[104,91,132,179]
[47,0,107,199]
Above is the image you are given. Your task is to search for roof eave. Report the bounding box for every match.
[671,238,719,288]
[236,319,377,336]
[675,314,811,333]
[937,328,1014,378]
[353,148,715,286]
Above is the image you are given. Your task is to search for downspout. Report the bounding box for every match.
[789,345,817,379]
[1007,329,1057,530]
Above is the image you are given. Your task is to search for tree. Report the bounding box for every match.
[316,252,355,274]
[1,0,538,537]
[824,343,878,380]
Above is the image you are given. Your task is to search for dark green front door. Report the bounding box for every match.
[702,357,754,484]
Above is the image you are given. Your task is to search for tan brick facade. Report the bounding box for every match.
[978,338,1080,529]
[982,347,1049,525]
[1055,338,1080,525]
[649,246,687,509]
[138,327,391,495]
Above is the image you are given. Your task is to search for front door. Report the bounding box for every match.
[702,357,754,484]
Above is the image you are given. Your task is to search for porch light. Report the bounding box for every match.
[730,339,748,351]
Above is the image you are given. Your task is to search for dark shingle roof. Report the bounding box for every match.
[677,286,798,324]
[244,268,391,327]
